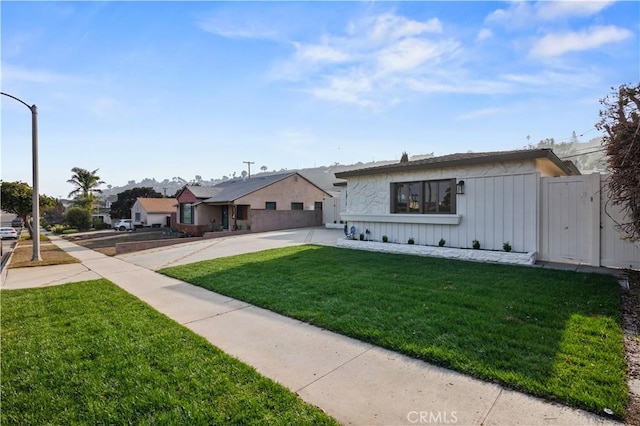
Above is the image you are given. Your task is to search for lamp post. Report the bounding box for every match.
[1,92,41,261]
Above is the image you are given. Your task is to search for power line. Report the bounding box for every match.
[559,148,605,159]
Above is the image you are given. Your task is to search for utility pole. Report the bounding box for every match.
[243,161,255,179]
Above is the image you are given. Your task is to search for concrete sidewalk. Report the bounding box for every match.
[1,228,621,425]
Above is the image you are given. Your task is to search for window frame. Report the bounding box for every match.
[391,179,456,214]
[265,201,276,210]
[179,203,194,224]
[291,202,304,210]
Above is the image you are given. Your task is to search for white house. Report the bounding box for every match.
[335,149,574,254]
[131,198,176,227]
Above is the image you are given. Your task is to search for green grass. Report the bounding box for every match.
[0,279,337,425]
[159,245,628,418]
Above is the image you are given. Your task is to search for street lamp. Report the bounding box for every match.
[1,91,41,261]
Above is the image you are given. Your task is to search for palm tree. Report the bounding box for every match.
[67,167,105,199]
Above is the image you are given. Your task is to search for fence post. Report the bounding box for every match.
[588,173,601,267]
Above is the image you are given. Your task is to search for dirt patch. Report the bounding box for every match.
[622,269,640,425]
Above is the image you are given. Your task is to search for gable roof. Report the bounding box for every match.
[136,198,177,213]
[181,185,221,199]
[334,148,578,178]
[195,172,330,205]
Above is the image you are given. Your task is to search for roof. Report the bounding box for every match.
[197,172,329,204]
[136,198,177,213]
[334,148,578,178]
[183,185,222,199]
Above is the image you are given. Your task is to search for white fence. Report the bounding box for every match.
[539,174,639,269]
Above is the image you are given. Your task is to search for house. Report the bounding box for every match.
[131,198,177,227]
[175,172,332,236]
[335,149,578,253]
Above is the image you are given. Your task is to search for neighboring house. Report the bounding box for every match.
[335,148,578,254]
[175,172,332,236]
[131,198,177,227]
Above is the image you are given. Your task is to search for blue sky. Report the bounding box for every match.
[2,1,638,198]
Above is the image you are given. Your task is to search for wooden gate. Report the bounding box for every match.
[539,174,639,269]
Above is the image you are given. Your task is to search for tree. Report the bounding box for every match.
[400,151,409,163]
[65,207,92,231]
[260,165,268,173]
[596,83,640,240]
[67,167,104,199]
[110,187,163,219]
[1,181,56,238]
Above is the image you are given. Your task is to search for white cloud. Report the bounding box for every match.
[198,16,279,40]
[537,1,615,20]
[530,25,632,58]
[294,43,351,64]
[476,28,493,42]
[367,13,443,41]
[376,38,458,74]
[486,0,616,27]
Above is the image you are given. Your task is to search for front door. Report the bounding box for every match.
[222,205,229,230]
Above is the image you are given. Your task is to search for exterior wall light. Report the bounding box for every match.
[456,180,465,195]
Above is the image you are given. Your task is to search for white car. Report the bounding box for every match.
[0,227,18,239]
[113,219,133,231]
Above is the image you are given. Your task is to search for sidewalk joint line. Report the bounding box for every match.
[480,387,503,425]
[182,304,251,325]
[294,345,374,394]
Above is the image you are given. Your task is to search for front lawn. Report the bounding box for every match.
[159,245,627,418]
[0,279,337,425]
[8,236,79,268]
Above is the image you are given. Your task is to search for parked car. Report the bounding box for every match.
[0,227,18,239]
[11,218,23,228]
[113,219,133,231]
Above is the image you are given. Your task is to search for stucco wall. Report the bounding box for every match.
[343,165,540,253]
[251,209,322,232]
[235,174,327,210]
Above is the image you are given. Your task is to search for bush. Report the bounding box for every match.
[438,238,446,247]
[65,207,92,232]
[93,222,112,230]
[503,241,512,252]
[62,228,79,235]
[408,237,414,245]
[382,235,388,243]
[51,225,66,235]
[359,233,365,241]
[472,239,480,250]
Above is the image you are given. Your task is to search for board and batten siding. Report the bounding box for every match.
[342,172,539,253]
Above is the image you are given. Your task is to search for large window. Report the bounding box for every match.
[179,203,194,224]
[391,179,456,214]
[236,205,247,220]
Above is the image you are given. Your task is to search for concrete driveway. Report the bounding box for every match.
[116,227,343,270]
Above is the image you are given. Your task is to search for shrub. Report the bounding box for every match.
[62,228,79,234]
[382,235,388,243]
[503,241,512,252]
[65,207,92,232]
[438,238,446,247]
[359,233,365,241]
[408,237,414,245]
[472,239,480,250]
[52,225,66,235]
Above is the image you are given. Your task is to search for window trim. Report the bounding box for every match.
[179,202,194,224]
[391,179,457,214]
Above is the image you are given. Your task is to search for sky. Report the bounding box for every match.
[1,1,638,199]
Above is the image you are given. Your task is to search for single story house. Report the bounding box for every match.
[335,149,579,254]
[175,172,332,236]
[131,197,177,227]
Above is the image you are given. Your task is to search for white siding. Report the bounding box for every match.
[344,172,539,252]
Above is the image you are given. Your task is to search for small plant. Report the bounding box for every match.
[503,241,512,252]
[472,239,480,250]
[438,238,446,247]
[408,237,415,245]
[382,235,388,243]
[359,233,365,241]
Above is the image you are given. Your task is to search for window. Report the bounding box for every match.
[236,205,247,220]
[179,203,194,224]
[391,179,456,214]
[134,212,141,222]
[291,202,304,210]
[314,201,323,210]
[265,201,276,210]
